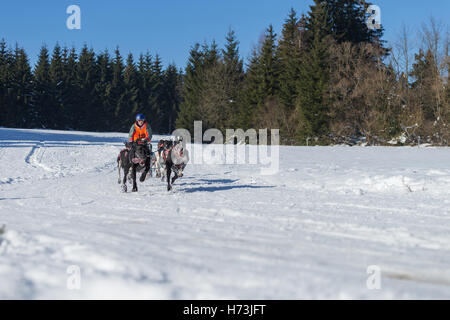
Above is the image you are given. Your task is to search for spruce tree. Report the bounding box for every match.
[137,52,154,129]
[197,42,224,130]
[11,46,33,127]
[49,44,65,128]
[0,40,11,126]
[239,25,280,130]
[61,47,79,129]
[297,0,332,142]
[109,47,125,131]
[149,54,163,132]
[238,47,260,130]
[308,0,384,46]
[277,9,303,113]
[0,40,18,127]
[160,64,181,133]
[95,50,112,130]
[258,25,280,99]
[76,45,97,129]
[33,45,51,128]
[176,43,203,134]
[221,29,244,128]
[410,49,440,121]
[195,41,228,130]
[122,53,140,130]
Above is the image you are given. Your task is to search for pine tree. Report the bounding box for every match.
[122,53,140,130]
[410,49,440,121]
[61,46,79,129]
[11,45,33,127]
[197,44,224,129]
[193,41,228,130]
[239,25,281,130]
[50,44,64,84]
[33,45,51,128]
[49,43,65,128]
[307,0,384,46]
[0,40,11,126]
[160,64,181,133]
[221,29,244,128]
[108,47,125,131]
[277,9,304,113]
[137,52,154,129]
[258,25,280,99]
[76,45,97,129]
[149,54,163,132]
[176,43,203,134]
[95,50,112,130]
[296,0,332,142]
[238,47,260,129]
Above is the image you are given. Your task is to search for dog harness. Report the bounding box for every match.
[131,157,146,166]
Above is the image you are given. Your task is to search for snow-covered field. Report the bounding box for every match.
[0,127,449,299]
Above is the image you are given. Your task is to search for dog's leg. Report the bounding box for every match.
[171,171,179,185]
[161,163,166,181]
[149,157,154,177]
[122,165,129,192]
[117,159,121,184]
[132,165,138,192]
[172,167,178,184]
[178,163,186,178]
[159,157,166,181]
[155,153,161,178]
[167,163,172,191]
[140,158,150,182]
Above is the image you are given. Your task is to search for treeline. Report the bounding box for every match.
[177,0,449,145]
[1,0,449,145]
[0,43,182,133]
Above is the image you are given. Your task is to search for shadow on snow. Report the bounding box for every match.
[180,184,275,193]
[0,127,126,144]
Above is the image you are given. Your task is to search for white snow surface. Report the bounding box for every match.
[0,127,449,299]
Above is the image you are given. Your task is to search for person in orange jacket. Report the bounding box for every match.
[129,113,152,143]
[122,113,152,184]
[128,113,152,160]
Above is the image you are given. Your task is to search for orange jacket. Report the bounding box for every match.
[129,121,152,142]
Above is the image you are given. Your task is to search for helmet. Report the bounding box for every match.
[136,113,146,121]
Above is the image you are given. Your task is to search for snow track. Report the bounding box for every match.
[0,127,450,299]
[25,142,52,172]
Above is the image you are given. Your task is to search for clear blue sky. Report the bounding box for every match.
[0,0,449,69]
